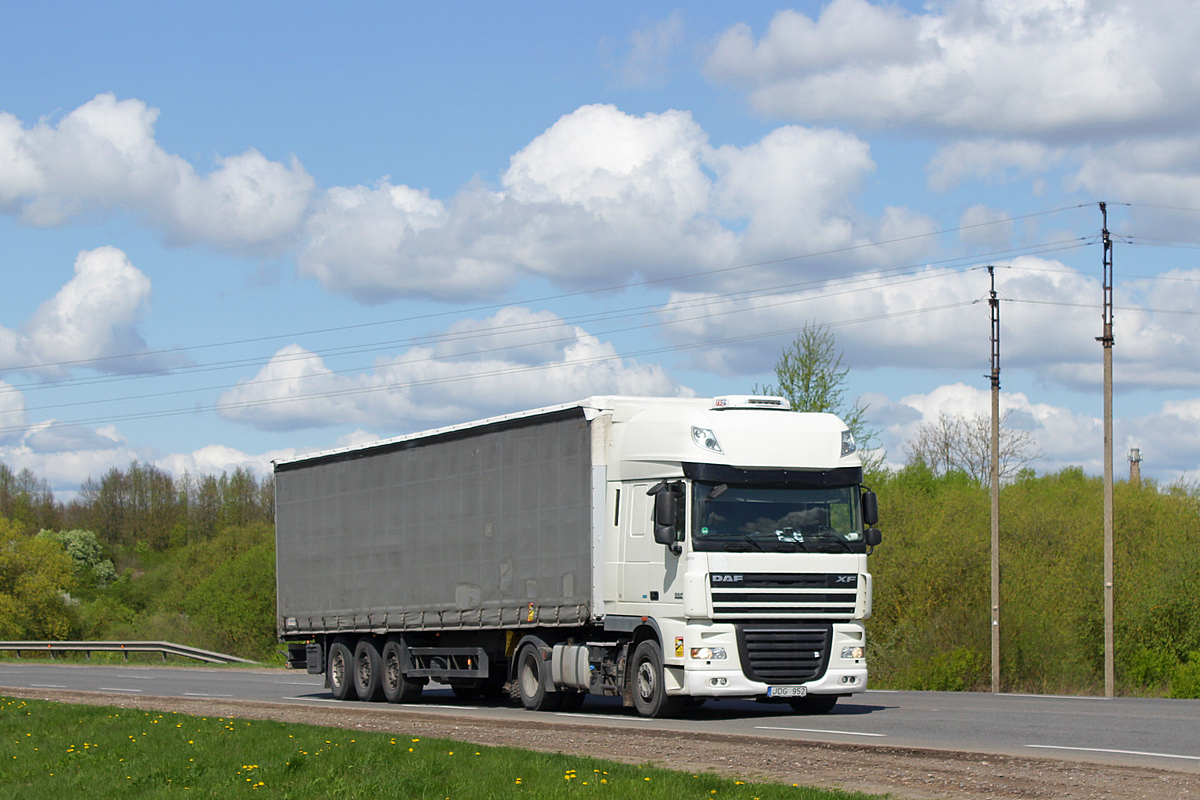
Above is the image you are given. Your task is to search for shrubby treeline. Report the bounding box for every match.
[1,456,1198,694]
[867,464,1200,698]
[0,461,277,660]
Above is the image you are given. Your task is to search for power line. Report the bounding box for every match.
[8,268,977,418]
[1,234,1091,401]
[0,205,1091,378]
[0,299,979,436]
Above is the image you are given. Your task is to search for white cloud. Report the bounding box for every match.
[656,257,1200,390]
[297,104,937,301]
[0,94,313,253]
[23,422,122,453]
[21,246,183,375]
[706,0,1197,139]
[4,96,939,303]
[1073,136,1200,212]
[959,204,1015,249]
[0,382,27,444]
[710,125,870,254]
[874,382,1087,473]
[0,246,185,378]
[217,306,691,431]
[154,443,294,480]
[612,12,687,88]
[927,140,1067,193]
[3,426,291,495]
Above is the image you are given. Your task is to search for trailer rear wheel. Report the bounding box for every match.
[328,640,358,701]
[516,641,562,711]
[631,640,684,718]
[353,640,385,702]
[381,640,424,703]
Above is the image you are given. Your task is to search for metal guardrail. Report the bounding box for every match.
[0,641,258,665]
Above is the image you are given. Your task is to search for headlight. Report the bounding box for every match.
[691,426,723,454]
[690,647,728,660]
[841,646,865,660]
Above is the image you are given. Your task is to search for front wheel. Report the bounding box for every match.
[515,641,562,711]
[630,640,684,718]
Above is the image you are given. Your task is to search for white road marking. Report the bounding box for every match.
[554,713,654,722]
[756,726,885,737]
[31,684,66,688]
[116,675,155,680]
[184,693,233,698]
[1026,744,1200,761]
[1005,693,1110,701]
[98,687,144,693]
[283,697,341,703]
[273,681,322,686]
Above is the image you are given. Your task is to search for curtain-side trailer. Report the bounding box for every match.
[275,395,881,718]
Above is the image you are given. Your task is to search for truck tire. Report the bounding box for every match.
[353,639,385,702]
[328,640,358,701]
[515,640,562,711]
[631,640,684,718]
[789,694,838,714]
[381,639,424,703]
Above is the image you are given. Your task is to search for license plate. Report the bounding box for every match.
[766,686,807,698]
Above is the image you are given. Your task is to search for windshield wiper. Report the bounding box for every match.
[805,528,853,552]
[720,535,765,552]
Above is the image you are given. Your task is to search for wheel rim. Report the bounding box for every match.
[384,652,400,692]
[356,653,371,687]
[331,649,346,688]
[637,659,656,702]
[519,651,541,699]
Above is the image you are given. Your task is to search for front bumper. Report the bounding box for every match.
[681,664,867,697]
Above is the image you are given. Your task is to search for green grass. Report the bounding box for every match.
[0,696,888,800]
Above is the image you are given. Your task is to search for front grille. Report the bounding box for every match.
[709,572,858,620]
[736,622,832,683]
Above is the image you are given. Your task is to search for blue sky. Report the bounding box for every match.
[2,0,1199,494]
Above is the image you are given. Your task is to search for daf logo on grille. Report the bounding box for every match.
[711,573,744,583]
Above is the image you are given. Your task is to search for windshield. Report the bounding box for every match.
[693,482,865,553]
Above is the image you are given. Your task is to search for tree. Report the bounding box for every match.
[756,322,883,469]
[903,411,1040,486]
[0,518,77,639]
[36,529,117,589]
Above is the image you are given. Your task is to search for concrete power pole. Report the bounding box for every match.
[988,266,1001,694]
[1097,202,1115,698]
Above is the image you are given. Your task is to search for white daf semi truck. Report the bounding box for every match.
[275,395,881,717]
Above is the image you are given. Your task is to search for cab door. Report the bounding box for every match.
[618,483,651,602]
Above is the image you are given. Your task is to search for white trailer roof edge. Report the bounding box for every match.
[272,396,624,469]
[271,394,796,470]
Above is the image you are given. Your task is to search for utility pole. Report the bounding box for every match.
[988,265,1001,694]
[1097,202,1115,698]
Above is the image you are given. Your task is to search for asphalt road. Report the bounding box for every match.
[2,661,1198,774]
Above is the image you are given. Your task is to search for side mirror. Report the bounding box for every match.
[653,489,677,545]
[861,490,879,527]
[649,481,682,548]
[865,527,882,547]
